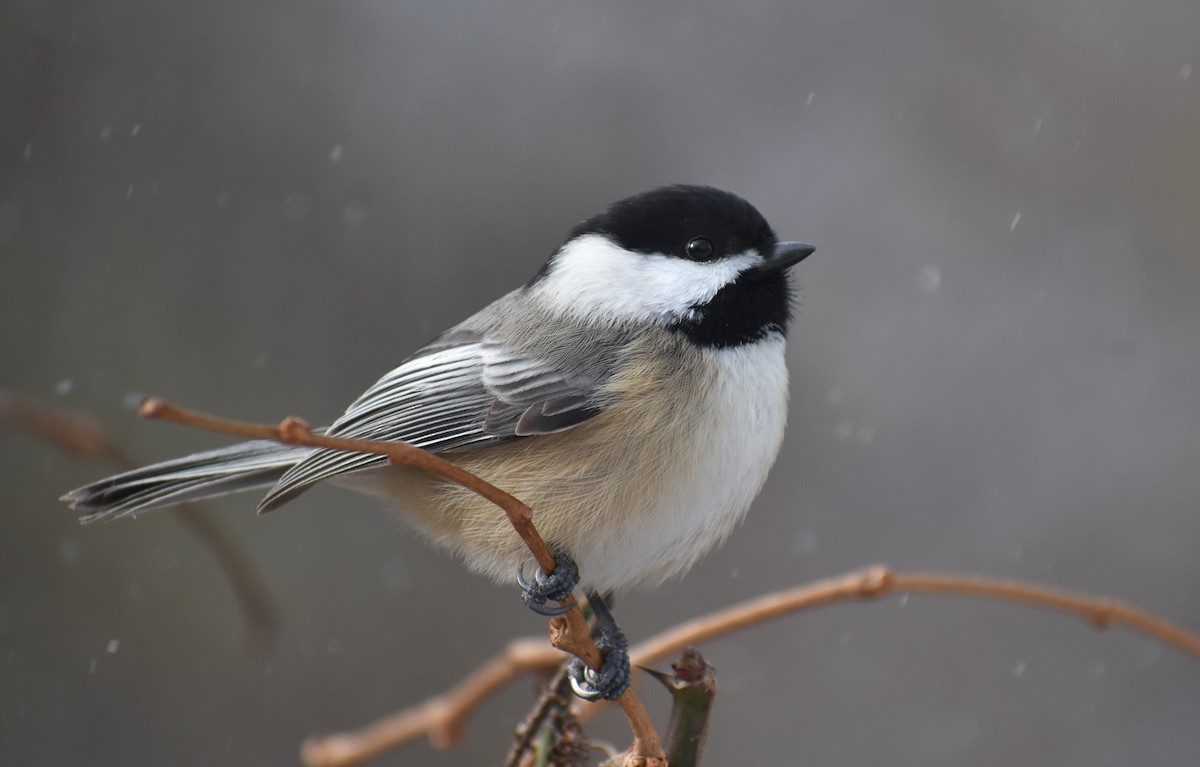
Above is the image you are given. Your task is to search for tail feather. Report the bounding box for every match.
[62,440,312,523]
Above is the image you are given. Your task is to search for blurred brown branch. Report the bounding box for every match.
[0,388,279,651]
[1,388,134,465]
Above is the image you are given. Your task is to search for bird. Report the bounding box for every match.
[62,184,814,700]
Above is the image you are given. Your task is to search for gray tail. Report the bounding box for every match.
[61,440,313,523]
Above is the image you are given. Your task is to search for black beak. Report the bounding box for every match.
[760,241,816,273]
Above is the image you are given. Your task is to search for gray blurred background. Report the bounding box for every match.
[3,1,1199,764]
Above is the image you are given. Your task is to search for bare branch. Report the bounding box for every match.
[302,638,558,766]
[621,566,1200,672]
[293,564,1200,763]
[137,397,666,767]
[140,398,558,575]
[2,388,133,465]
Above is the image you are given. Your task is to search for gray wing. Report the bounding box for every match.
[256,335,607,511]
[63,439,312,522]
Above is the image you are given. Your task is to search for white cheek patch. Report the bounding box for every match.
[533,234,761,325]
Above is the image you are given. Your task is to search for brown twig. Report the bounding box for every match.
[551,608,663,765]
[136,397,665,767]
[579,565,1200,721]
[302,563,1200,761]
[139,398,558,576]
[503,657,577,767]
[620,565,1200,671]
[1,388,134,465]
[2,388,279,650]
[301,637,558,766]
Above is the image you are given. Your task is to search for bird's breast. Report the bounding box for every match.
[352,333,790,592]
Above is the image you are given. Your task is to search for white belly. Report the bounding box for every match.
[340,335,790,592]
[580,336,790,589]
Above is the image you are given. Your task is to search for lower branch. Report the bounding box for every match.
[622,565,1200,675]
[302,564,1200,764]
[302,638,558,766]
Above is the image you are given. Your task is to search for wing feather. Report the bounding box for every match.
[257,337,608,511]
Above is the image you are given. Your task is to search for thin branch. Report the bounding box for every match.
[167,506,279,654]
[2,389,278,650]
[550,608,662,765]
[301,638,558,767]
[304,564,1200,761]
[136,397,665,767]
[139,398,558,576]
[504,657,577,767]
[621,565,1200,672]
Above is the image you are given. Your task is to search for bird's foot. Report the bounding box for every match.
[567,627,631,701]
[517,551,580,616]
[567,592,631,701]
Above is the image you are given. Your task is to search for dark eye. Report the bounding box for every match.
[686,236,716,261]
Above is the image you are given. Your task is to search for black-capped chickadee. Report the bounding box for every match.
[63,185,814,700]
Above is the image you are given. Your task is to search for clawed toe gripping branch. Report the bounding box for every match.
[518,552,581,616]
[568,591,633,702]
